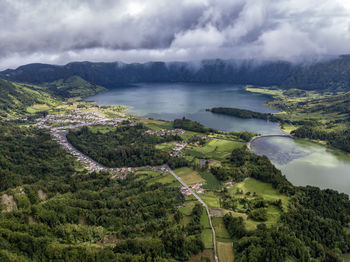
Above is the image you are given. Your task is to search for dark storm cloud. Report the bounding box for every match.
[0,0,350,69]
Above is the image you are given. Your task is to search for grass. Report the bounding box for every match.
[135,171,180,187]
[155,141,177,151]
[212,217,231,242]
[229,178,290,230]
[200,208,210,228]
[201,191,221,209]
[217,242,234,262]
[178,201,197,216]
[245,86,283,97]
[141,119,173,130]
[174,167,205,185]
[187,139,243,161]
[201,229,213,249]
[231,178,289,209]
[199,172,222,191]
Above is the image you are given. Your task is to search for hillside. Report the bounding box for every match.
[0,59,296,88]
[282,55,350,91]
[3,56,350,91]
[43,76,106,98]
[0,79,55,117]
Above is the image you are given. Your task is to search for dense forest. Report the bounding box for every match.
[0,122,77,191]
[67,124,188,168]
[0,123,205,261]
[208,107,280,122]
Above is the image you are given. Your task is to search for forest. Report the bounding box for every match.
[67,124,188,168]
[0,123,205,261]
[173,117,214,133]
[208,107,280,122]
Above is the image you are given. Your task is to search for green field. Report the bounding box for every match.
[201,229,213,249]
[229,178,290,230]
[217,242,234,262]
[186,139,243,161]
[174,167,205,185]
[199,171,222,190]
[135,170,181,187]
[141,119,173,130]
[231,178,290,209]
[201,191,221,208]
[212,217,231,242]
[155,141,177,151]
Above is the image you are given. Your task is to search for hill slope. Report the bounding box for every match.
[43,76,106,98]
[0,79,55,117]
[0,59,296,88]
[3,56,350,91]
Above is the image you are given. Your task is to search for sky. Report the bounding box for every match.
[1,0,350,69]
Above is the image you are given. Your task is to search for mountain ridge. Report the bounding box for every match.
[2,56,350,91]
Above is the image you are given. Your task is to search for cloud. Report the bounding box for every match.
[0,0,350,69]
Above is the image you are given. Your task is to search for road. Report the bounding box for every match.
[165,165,219,262]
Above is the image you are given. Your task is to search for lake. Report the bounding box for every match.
[252,137,350,195]
[87,82,350,195]
[87,83,282,135]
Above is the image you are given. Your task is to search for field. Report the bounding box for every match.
[229,178,290,230]
[231,178,289,209]
[212,217,231,242]
[217,242,234,262]
[199,171,222,190]
[186,139,243,161]
[135,170,181,187]
[141,119,173,130]
[174,167,205,185]
[201,191,221,208]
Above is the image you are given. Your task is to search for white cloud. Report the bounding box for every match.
[0,0,350,69]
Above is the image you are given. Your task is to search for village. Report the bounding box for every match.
[32,108,173,178]
[179,182,205,196]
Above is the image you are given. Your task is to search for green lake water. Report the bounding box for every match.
[87,83,350,195]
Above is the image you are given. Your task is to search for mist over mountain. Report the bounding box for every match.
[2,56,350,91]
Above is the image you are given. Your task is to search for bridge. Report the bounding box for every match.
[247,133,293,151]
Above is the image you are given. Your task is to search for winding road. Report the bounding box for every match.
[165,165,219,262]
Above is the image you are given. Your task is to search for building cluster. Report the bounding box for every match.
[34,109,129,175]
[50,129,114,173]
[191,183,205,194]
[170,142,188,157]
[35,109,124,130]
[179,182,205,196]
[28,108,176,178]
[145,128,185,136]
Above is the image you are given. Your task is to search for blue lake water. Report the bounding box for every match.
[87,82,350,195]
[87,83,283,135]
